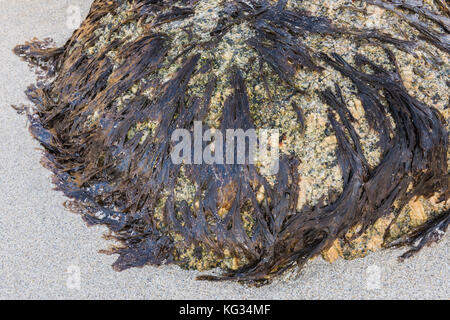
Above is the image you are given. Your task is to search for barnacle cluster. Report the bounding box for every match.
[13,0,449,284]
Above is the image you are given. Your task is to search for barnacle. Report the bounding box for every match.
[13,0,449,285]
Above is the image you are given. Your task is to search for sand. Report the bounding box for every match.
[0,0,448,299]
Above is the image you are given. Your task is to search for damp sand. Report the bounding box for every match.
[0,0,448,299]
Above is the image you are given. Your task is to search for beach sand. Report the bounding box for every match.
[0,0,448,299]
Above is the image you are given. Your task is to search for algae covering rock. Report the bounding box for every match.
[13,0,449,284]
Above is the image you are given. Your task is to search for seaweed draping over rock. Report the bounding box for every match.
[365,0,450,53]
[12,0,449,285]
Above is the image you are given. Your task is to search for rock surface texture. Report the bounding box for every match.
[13,0,449,285]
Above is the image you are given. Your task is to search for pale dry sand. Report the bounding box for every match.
[0,0,448,299]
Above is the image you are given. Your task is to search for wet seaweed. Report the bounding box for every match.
[12,0,449,285]
[387,209,449,261]
[366,0,450,53]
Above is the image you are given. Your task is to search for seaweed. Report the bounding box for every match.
[12,0,449,285]
[387,209,449,261]
[365,0,450,54]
